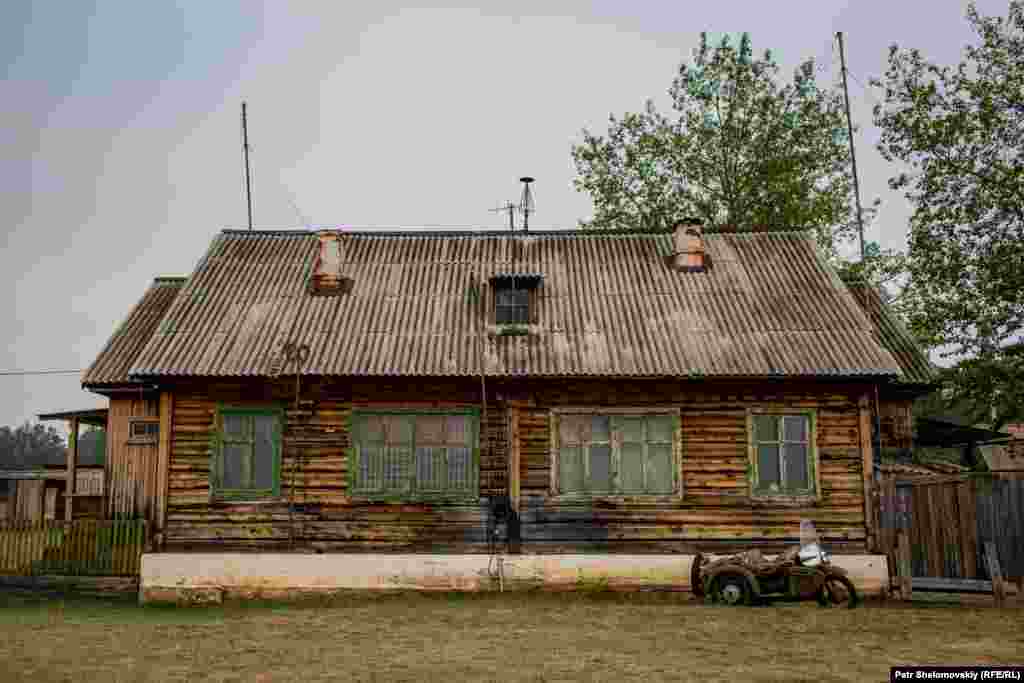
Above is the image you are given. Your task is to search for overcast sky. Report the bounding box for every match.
[2,1,1008,435]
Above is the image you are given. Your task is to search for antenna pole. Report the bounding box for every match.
[242,102,253,231]
[490,201,517,231]
[519,177,535,233]
[836,32,865,261]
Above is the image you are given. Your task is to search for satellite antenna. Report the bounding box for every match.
[490,200,517,231]
[518,177,535,232]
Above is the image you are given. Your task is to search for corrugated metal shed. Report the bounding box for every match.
[842,276,936,385]
[82,277,187,386]
[125,229,903,379]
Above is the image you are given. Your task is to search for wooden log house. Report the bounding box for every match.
[81,223,935,559]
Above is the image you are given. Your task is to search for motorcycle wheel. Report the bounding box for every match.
[712,573,752,606]
[817,574,859,608]
[691,553,705,597]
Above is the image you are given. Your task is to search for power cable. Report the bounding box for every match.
[0,370,82,377]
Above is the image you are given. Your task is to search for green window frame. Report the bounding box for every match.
[551,410,679,497]
[747,410,818,498]
[348,409,480,502]
[211,406,282,500]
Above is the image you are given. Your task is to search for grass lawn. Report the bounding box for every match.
[0,591,1021,682]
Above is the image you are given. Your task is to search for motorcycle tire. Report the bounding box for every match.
[817,574,859,608]
[712,573,752,606]
[691,553,705,597]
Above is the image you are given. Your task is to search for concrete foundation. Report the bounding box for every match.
[140,553,890,605]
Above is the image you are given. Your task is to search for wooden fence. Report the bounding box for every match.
[0,519,148,577]
[875,472,1024,581]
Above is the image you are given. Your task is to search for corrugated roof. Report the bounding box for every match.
[126,229,903,379]
[82,277,187,386]
[842,277,936,385]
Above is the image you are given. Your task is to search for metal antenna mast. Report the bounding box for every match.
[490,201,517,231]
[242,102,254,231]
[518,177,535,232]
[836,33,865,260]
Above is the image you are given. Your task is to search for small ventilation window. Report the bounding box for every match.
[128,419,159,444]
[309,231,353,296]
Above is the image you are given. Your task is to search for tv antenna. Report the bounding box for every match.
[242,102,253,231]
[490,200,517,231]
[518,177,535,232]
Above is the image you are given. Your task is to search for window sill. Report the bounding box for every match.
[547,493,684,506]
[348,493,481,505]
[493,324,530,337]
[210,493,282,504]
[126,438,158,446]
[748,492,820,507]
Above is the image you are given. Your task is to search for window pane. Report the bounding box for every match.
[359,445,380,490]
[783,416,807,443]
[415,446,445,490]
[513,289,529,307]
[416,415,444,444]
[589,444,612,492]
[382,446,409,490]
[783,444,809,490]
[387,417,413,445]
[445,415,470,446]
[559,416,582,445]
[646,444,673,494]
[512,305,528,324]
[496,306,514,325]
[620,443,644,491]
[620,417,643,443]
[224,414,247,438]
[591,415,610,443]
[754,415,778,442]
[496,289,516,307]
[447,447,472,490]
[559,447,584,493]
[358,415,385,443]
[252,415,276,490]
[646,416,673,443]
[222,444,248,489]
[757,444,780,490]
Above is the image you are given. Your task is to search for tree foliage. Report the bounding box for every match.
[571,32,870,262]
[873,1,1024,428]
[0,422,66,467]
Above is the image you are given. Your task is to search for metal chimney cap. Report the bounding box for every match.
[519,176,535,183]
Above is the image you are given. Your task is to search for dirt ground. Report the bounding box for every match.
[0,591,1021,682]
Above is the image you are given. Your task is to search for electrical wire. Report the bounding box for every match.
[0,370,82,376]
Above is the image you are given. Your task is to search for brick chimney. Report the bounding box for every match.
[672,221,705,272]
[310,230,351,295]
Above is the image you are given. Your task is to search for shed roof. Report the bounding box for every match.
[82,277,187,387]
[842,276,936,386]
[122,228,903,379]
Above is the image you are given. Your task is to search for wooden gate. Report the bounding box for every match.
[0,519,148,577]
[876,472,1024,580]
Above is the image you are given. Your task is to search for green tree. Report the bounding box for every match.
[571,32,872,263]
[0,421,67,467]
[873,1,1024,428]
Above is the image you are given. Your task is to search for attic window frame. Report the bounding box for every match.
[491,275,540,327]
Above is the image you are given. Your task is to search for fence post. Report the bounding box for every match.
[983,541,1005,608]
[896,529,912,601]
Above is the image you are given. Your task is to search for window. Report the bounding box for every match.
[554,412,677,496]
[128,420,159,444]
[749,413,816,496]
[350,411,478,499]
[495,285,530,325]
[213,408,281,499]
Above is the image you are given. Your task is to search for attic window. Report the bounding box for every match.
[128,419,159,445]
[310,231,353,296]
[491,274,540,326]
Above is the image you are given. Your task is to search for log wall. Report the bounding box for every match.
[161,378,875,555]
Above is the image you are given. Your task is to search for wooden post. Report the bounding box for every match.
[858,393,875,551]
[984,541,1006,607]
[65,417,79,522]
[155,391,174,549]
[508,405,520,514]
[896,528,912,600]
